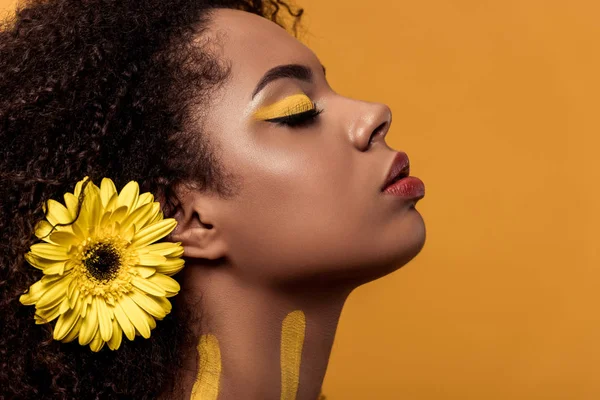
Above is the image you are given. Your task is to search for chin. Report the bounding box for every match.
[351,211,427,286]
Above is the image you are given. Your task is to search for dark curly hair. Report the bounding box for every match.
[0,0,303,398]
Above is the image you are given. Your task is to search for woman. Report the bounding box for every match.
[0,0,426,398]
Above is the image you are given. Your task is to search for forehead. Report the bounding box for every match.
[207,9,321,97]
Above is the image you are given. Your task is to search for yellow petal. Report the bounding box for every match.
[29,243,69,261]
[81,183,102,230]
[71,220,86,240]
[54,297,82,340]
[79,298,99,345]
[130,219,177,250]
[107,206,128,225]
[119,295,150,338]
[96,296,113,342]
[150,210,164,225]
[89,328,105,352]
[149,294,172,314]
[24,253,48,271]
[132,266,156,278]
[62,316,83,343]
[136,192,154,207]
[34,220,55,240]
[36,275,72,309]
[155,258,185,276]
[105,192,119,213]
[100,178,118,209]
[147,273,180,295]
[34,303,62,324]
[107,318,123,350]
[137,253,167,266]
[113,301,136,341]
[117,181,139,214]
[143,309,157,330]
[131,276,166,297]
[129,288,167,319]
[45,199,73,226]
[19,274,62,305]
[120,202,154,233]
[137,203,161,230]
[63,192,79,219]
[49,231,80,247]
[73,177,89,198]
[138,241,182,256]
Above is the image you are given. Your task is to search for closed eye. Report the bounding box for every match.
[264,107,323,128]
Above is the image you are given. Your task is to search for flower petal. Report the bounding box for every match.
[49,231,80,247]
[113,301,136,341]
[100,178,118,209]
[107,318,123,350]
[137,192,154,208]
[149,294,172,314]
[34,220,55,240]
[63,192,79,219]
[89,328,105,352]
[96,296,113,342]
[117,181,139,215]
[62,316,83,343]
[79,298,99,346]
[118,295,150,339]
[73,177,88,198]
[138,241,182,256]
[54,297,82,340]
[30,243,70,261]
[24,253,48,271]
[155,258,185,276]
[36,275,72,309]
[130,219,177,250]
[120,202,154,234]
[107,206,128,225]
[45,199,73,226]
[19,274,63,305]
[129,288,167,319]
[131,275,166,297]
[147,273,180,295]
[137,253,167,266]
[34,302,63,324]
[132,266,156,278]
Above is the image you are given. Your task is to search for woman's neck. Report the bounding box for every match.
[177,264,352,400]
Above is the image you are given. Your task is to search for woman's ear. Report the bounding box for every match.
[160,183,228,261]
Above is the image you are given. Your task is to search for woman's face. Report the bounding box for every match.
[179,9,426,286]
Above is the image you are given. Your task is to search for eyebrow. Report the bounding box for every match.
[251,63,326,99]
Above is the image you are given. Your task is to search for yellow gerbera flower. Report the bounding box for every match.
[19,177,185,352]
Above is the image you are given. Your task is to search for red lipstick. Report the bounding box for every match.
[381,152,425,199]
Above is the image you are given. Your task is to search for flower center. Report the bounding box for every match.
[82,242,122,281]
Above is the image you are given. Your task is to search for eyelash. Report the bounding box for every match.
[264,105,324,128]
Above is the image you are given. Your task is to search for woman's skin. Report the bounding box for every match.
[169,9,426,400]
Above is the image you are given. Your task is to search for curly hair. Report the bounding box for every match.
[0,0,303,398]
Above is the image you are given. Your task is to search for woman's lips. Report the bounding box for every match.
[382,176,425,199]
[381,152,425,199]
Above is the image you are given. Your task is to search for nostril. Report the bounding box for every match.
[369,121,388,145]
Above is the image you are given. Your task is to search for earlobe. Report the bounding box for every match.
[170,221,227,260]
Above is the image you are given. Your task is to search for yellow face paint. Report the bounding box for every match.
[190,334,222,400]
[253,94,314,121]
[280,310,306,400]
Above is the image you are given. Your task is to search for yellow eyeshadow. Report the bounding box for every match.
[280,310,306,400]
[190,334,222,400]
[253,94,314,121]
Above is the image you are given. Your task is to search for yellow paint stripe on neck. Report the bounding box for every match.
[280,310,306,400]
[190,334,222,400]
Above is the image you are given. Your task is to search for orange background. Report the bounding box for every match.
[2,0,600,399]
